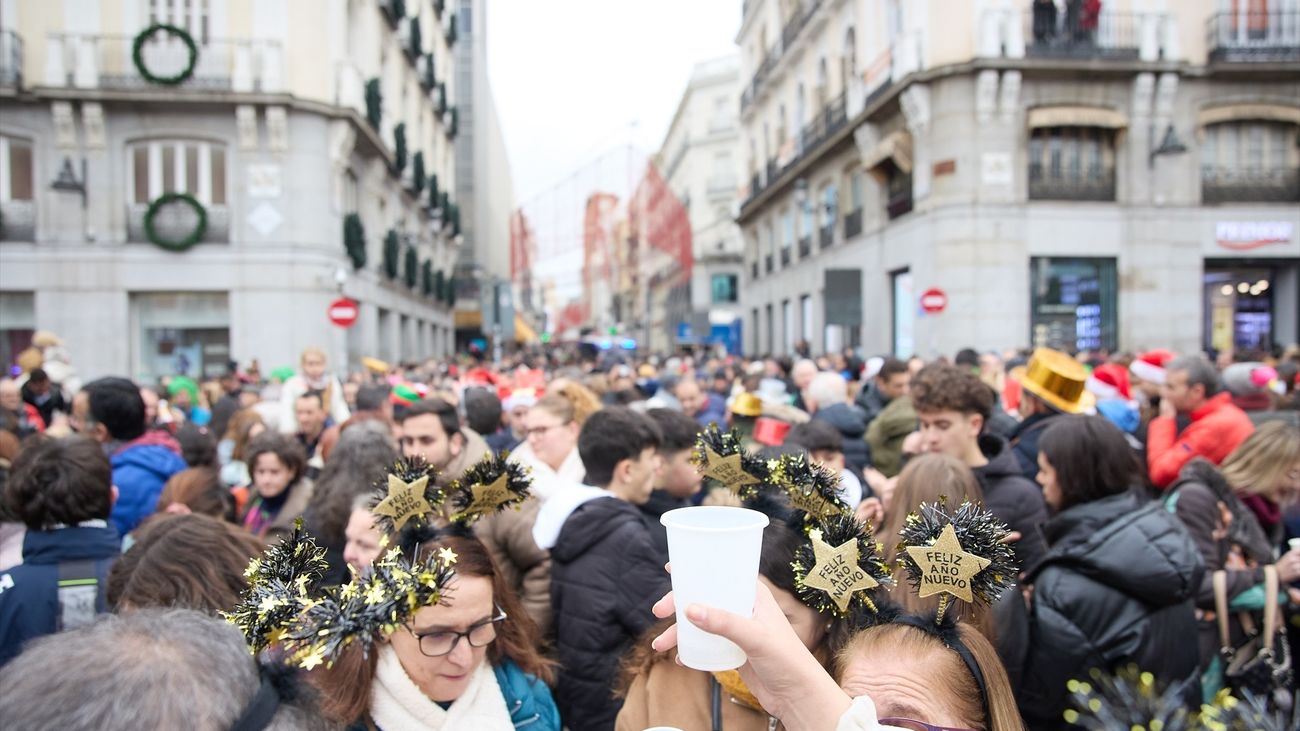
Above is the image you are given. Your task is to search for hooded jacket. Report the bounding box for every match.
[865,395,916,478]
[638,489,691,565]
[109,431,188,536]
[1019,491,1203,729]
[854,381,890,427]
[1008,411,1066,482]
[537,492,671,731]
[812,402,871,473]
[0,522,121,667]
[972,435,1049,573]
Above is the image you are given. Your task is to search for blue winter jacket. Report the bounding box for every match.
[0,522,121,667]
[110,440,187,536]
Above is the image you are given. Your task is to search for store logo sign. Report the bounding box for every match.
[1215,221,1292,251]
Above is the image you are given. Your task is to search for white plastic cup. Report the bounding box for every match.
[661,506,769,671]
[1289,538,1300,553]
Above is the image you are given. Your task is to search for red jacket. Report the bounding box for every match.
[1147,392,1254,489]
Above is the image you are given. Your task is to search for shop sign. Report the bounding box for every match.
[1215,221,1292,251]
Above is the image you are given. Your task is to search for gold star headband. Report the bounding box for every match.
[895,499,1018,623]
[691,425,770,499]
[792,513,894,618]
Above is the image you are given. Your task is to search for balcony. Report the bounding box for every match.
[0,200,35,241]
[0,30,22,89]
[797,235,811,259]
[765,254,774,273]
[1202,167,1300,204]
[819,223,834,249]
[1028,167,1116,201]
[127,203,230,244]
[886,192,913,220]
[843,209,863,239]
[1024,10,1142,60]
[44,33,283,93]
[744,95,849,207]
[1207,12,1300,63]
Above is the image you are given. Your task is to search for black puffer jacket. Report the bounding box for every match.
[1008,412,1067,481]
[972,435,1049,574]
[1019,491,1203,730]
[812,403,871,473]
[550,496,670,731]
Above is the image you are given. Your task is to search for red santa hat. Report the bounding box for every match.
[1086,363,1132,401]
[1129,349,1175,386]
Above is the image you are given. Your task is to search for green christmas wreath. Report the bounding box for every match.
[404,245,418,289]
[383,230,400,279]
[343,213,367,269]
[144,193,207,251]
[132,24,199,86]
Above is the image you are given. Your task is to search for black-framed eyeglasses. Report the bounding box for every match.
[880,719,977,731]
[409,605,507,657]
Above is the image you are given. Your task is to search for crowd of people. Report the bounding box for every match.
[1,334,1299,730]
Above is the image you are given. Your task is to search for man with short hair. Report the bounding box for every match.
[786,419,865,508]
[1007,349,1089,481]
[791,358,819,412]
[911,363,1049,572]
[855,357,911,427]
[1147,355,1254,489]
[0,609,332,728]
[82,377,186,536]
[805,371,871,474]
[534,408,666,730]
[639,408,704,560]
[672,377,725,428]
[206,370,242,439]
[0,437,122,666]
[464,388,518,453]
[20,368,68,429]
[397,397,488,484]
[294,390,329,479]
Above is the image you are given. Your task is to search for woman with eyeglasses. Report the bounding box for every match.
[510,394,586,498]
[314,534,560,731]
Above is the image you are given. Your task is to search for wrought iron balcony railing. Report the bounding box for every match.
[1024,9,1142,60]
[1206,12,1300,62]
[1028,167,1117,201]
[1202,167,1300,204]
[45,33,283,93]
[843,209,863,239]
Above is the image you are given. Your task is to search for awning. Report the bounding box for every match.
[1199,103,1300,128]
[1027,106,1127,129]
[861,130,913,174]
[454,309,482,329]
[513,314,538,344]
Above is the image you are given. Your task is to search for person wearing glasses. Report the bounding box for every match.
[510,394,586,497]
[315,534,559,731]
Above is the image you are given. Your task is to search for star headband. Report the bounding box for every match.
[370,452,533,542]
[691,425,771,499]
[224,520,329,653]
[894,499,1018,623]
[792,512,894,618]
[767,452,851,520]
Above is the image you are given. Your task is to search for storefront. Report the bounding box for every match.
[131,292,231,383]
[1203,221,1300,357]
[1029,257,1118,353]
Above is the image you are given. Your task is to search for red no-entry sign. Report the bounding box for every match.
[920,288,948,314]
[328,297,359,327]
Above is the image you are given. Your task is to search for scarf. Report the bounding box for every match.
[241,487,292,538]
[713,670,763,712]
[370,645,514,731]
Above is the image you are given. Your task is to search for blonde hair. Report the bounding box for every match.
[547,379,602,426]
[299,346,327,365]
[1221,421,1300,501]
[878,453,993,638]
[532,393,576,424]
[836,622,1025,731]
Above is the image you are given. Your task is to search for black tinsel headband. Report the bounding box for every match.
[691,425,771,499]
[894,613,991,727]
[791,512,893,618]
[894,499,1018,624]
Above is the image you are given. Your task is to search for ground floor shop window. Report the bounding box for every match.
[1029,257,1117,352]
[0,291,35,371]
[132,292,230,382]
[891,269,914,358]
[1203,264,1297,357]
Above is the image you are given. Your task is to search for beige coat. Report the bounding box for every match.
[616,659,780,731]
[474,497,552,635]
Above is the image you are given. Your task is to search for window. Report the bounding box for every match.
[129,139,227,205]
[891,269,914,358]
[821,184,838,227]
[1201,120,1300,203]
[849,171,864,210]
[800,294,813,345]
[884,162,913,219]
[712,274,739,304]
[1030,257,1118,352]
[0,135,34,202]
[150,0,211,44]
[343,169,359,213]
[132,292,230,382]
[780,209,794,266]
[0,292,35,369]
[1027,126,1117,201]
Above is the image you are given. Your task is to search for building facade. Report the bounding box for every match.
[736,0,1300,359]
[0,0,463,382]
[648,55,747,354]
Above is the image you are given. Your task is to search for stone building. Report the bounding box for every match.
[736,0,1299,358]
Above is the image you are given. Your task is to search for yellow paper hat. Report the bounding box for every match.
[731,392,764,417]
[1019,348,1089,414]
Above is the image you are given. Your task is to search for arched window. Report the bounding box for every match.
[0,134,35,241]
[1201,119,1300,203]
[127,138,229,243]
[816,58,830,110]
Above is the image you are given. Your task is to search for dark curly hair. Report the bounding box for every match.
[243,431,308,485]
[4,436,113,530]
[910,363,994,422]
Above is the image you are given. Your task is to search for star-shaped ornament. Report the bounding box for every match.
[437,547,458,565]
[372,473,434,531]
[786,486,842,519]
[700,447,760,493]
[463,473,515,517]
[801,529,879,613]
[299,647,326,671]
[904,523,991,603]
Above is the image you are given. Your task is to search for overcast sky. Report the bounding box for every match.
[487,0,742,206]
